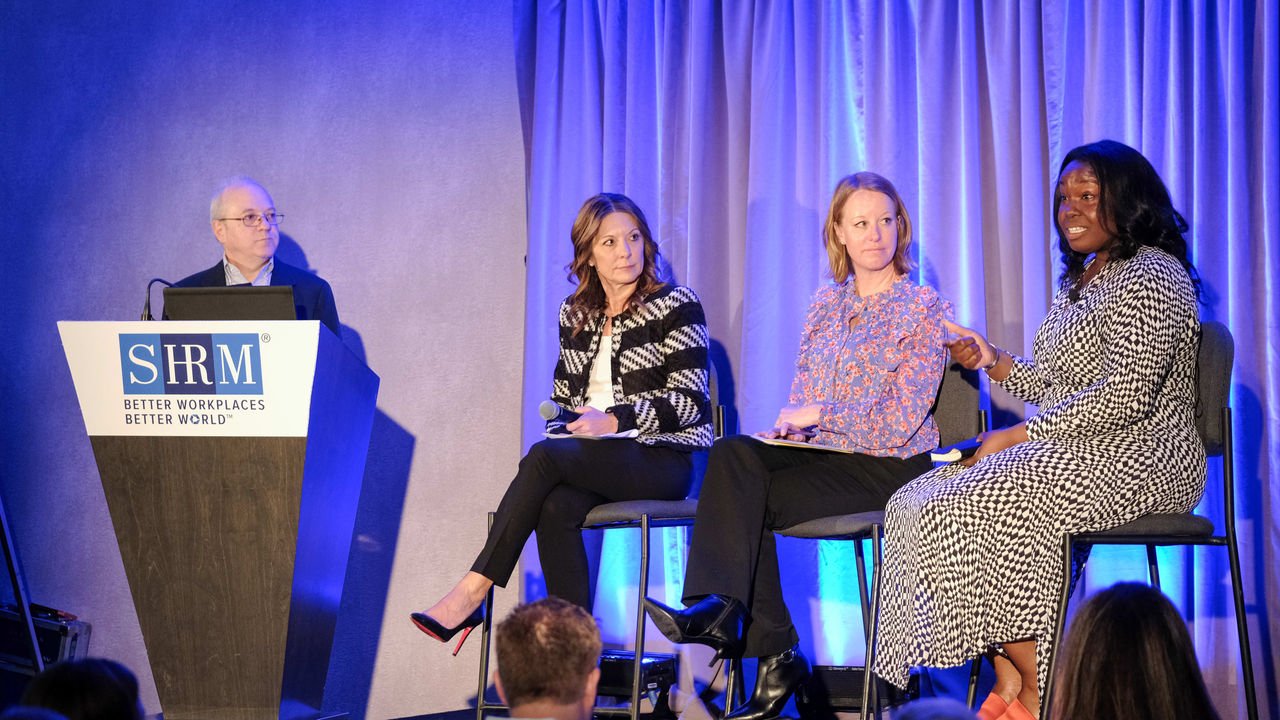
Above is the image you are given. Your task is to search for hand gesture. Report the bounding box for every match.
[942,319,996,371]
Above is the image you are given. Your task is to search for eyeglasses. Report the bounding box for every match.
[216,211,284,227]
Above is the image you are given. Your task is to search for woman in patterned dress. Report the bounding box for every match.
[645,172,951,720]
[874,140,1205,720]
[410,193,714,652]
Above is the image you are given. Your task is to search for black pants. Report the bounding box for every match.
[681,434,931,657]
[472,437,694,610]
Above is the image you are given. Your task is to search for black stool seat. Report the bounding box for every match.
[582,499,699,528]
[778,511,885,540]
[1077,513,1215,539]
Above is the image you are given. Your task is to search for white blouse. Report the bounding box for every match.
[584,334,613,411]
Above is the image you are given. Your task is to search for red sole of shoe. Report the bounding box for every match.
[411,616,447,643]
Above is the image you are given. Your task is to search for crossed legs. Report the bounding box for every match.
[422,437,692,630]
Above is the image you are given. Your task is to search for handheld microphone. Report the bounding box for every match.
[539,400,581,424]
[929,436,983,463]
[141,278,173,320]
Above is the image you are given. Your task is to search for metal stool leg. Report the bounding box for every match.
[476,512,501,720]
[965,657,981,707]
[861,529,883,720]
[1040,533,1077,718]
[1221,412,1259,720]
[1145,544,1161,588]
[854,540,870,626]
[624,515,653,720]
[1227,537,1259,720]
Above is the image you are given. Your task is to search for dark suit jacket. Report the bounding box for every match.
[172,259,341,336]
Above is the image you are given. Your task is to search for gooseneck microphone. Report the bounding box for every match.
[141,278,174,320]
[538,400,581,424]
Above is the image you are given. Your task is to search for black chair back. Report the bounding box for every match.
[932,361,983,447]
[1196,321,1234,457]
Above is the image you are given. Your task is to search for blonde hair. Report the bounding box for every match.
[822,172,915,283]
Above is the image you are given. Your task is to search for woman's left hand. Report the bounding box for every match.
[959,422,1029,467]
[775,403,822,430]
[567,407,620,436]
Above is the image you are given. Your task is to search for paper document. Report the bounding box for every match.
[749,435,860,453]
[544,429,641,440]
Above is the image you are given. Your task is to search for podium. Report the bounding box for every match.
[59,321,379,720]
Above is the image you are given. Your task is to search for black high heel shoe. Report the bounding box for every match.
[724,644,810,720]
[410,606,484,655]
[643,594,748,665]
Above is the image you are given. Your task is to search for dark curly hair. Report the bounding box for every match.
[1054,140,1202,302]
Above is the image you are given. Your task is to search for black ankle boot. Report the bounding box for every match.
[724,644,811,720]
[643,594,748,662]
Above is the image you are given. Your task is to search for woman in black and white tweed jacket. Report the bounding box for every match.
[412,193,713,652]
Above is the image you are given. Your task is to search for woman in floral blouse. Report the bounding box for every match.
[645,172,950,720]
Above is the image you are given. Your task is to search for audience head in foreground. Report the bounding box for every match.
[494,597,602,720]
[20,657,144,720]
[1050,582,1220,720]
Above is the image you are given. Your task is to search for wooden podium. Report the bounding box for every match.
[59,321,379,720]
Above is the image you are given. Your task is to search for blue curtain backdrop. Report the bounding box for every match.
[514,0,1278,715]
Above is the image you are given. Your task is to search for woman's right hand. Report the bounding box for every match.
[942,319,996,370]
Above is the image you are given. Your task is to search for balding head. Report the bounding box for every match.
[209,176,279,280]
[494,598,601,719]
[210,175,269,223]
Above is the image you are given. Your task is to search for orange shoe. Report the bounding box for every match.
[1001,698,1036,720]
[977,693,1009,720]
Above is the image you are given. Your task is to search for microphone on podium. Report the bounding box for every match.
[538,400,581,424]
[141,278,173,320]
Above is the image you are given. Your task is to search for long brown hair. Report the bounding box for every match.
[565,193,665,334]
[822,172,915,283]
[1050,583,1220,720]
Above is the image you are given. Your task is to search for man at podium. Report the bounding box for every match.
[174,176,341,335]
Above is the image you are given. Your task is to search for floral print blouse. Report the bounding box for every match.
[789,277,950,458]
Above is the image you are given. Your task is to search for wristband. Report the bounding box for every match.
[982,347,1000,371]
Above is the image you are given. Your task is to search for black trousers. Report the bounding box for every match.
[472,437,694,610]
[681,434,931,657]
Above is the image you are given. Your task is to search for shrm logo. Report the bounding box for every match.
[119,333,264,395]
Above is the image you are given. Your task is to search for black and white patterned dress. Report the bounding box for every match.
[874,246,1205,690]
